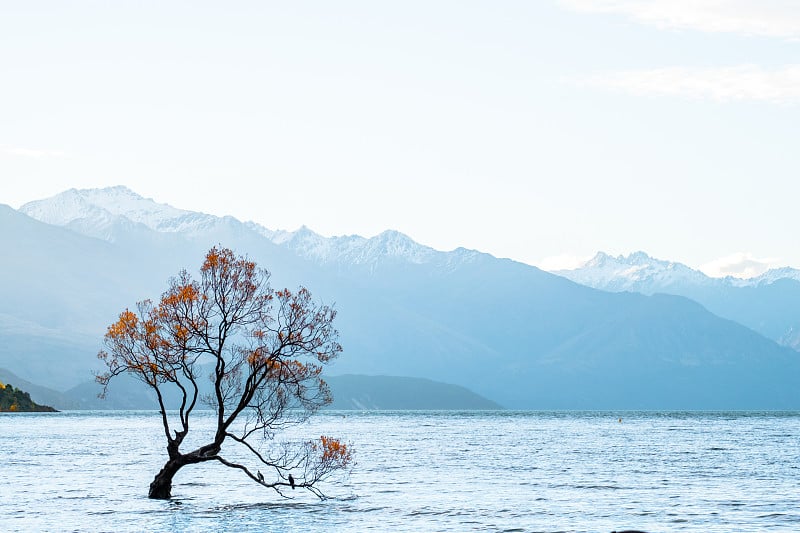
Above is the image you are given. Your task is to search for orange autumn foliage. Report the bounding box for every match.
[97,247,352,498]
[312,435,353,468]
[106,309,139,340]
[96,246,349,499]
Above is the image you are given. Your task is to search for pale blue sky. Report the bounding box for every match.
[2,1,799,276]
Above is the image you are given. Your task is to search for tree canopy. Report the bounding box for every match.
[98,246,352,499]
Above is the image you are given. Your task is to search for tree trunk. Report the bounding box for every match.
[148,458,185,499]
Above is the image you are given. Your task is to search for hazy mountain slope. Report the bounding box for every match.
[0,368,79,410]
[2,195,327,388]
[4,188,800,409]
[325,375,502,410]
[55,373,501,411]
[557,251,800,350]
[340,256,800,409]
[514,293,799,409]
[0,205,144,388]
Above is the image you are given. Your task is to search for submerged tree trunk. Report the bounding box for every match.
[148,444,219,499]
[149,458,186,499]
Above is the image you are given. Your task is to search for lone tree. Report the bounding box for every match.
[98,246,352,499]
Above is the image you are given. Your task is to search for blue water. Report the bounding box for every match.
[1,411,798,532]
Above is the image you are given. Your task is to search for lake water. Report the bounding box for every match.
[1,411,798,532]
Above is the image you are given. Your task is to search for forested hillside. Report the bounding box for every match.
[0,381,57,412]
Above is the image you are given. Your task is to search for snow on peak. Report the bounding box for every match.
[20,186,218,240]
[627,250,653,263]
[264,226,442,265]
[370,230,429,258]
[21,186,480,269]
[584,251,609,267]
[558,250,800,293]
[246,222,477,267]
[57,186,202,231]
[557,251,709,293]
[746,267,800,286]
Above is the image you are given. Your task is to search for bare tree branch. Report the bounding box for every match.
[98,246,352,499]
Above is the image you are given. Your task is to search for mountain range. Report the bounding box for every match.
[557,252,800,349]
[2,186,799,409]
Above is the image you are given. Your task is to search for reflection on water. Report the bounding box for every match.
[1,410,798,532]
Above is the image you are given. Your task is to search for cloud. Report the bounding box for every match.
[560,0,800,40]
[0,145,68,158]
[581,64,800,103]
[699,252,783,279]
[537,253,593,272]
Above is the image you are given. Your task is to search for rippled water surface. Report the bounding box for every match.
[1,410,799,532]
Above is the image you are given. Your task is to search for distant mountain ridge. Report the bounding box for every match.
[559,251,708,292]
[21,189,800,285]
[0,368,499,411]
[21,186,480,270]
[557,251,800,349]
[4,187,800,409]
[557,251,800,291]
[21,185,217,238]
[326,375,502,410]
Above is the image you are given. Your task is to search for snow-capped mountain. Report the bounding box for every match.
[21,186,479,270]
[556,251,800,292]
[5,189,800,409]
[264,226,438,264]
[555,251,711,294]
[747,267,800,286]
[25,185,192,229]
[555,250,800,350]
[246,222,478,268]
[20,186,231,241]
